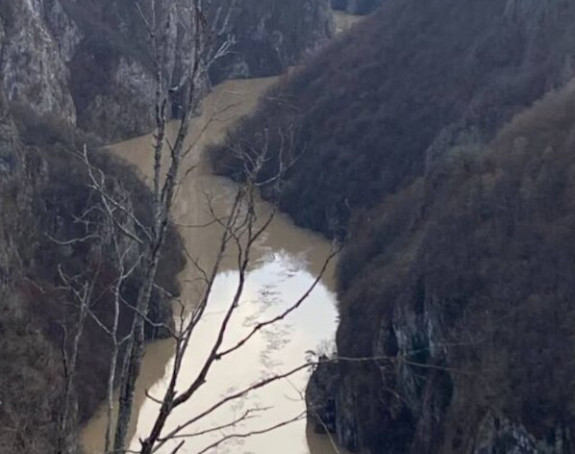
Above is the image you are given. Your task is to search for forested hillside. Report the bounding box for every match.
[212,1,575,452]
[0,105,184,453]
[213,0,575,235]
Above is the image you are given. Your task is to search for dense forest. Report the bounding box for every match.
[212,0,575,452]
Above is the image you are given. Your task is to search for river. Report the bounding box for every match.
[81,12,361,454]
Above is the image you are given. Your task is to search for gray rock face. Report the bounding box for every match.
[62,0,204,141]
[0,92,20,276]
[0,95,17,177]
[244,0,575,453]
[0,0,333,142]
[209,0,334,83]
[472,413,574,454]
[0,0,76,123]
[44,0,83,63]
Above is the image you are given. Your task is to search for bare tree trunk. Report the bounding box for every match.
[114,248,162,452]
[112,3,210,450]
[58,277,92,454]
[104,250,125,454]
[104,339,119,454]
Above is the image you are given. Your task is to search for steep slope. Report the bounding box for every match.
[0,0,76,123]
[320,82,575,454]
[214,0,575,235]
[0,0,333,141]
[212,0,575,452]
[209,0,334,83]
[0,91,63,454]
[0,105,185,453]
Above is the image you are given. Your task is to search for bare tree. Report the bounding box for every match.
[54,2,342,454]
[57,265,93,454]
[109,2,210,451]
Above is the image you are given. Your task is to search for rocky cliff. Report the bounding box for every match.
[212,0,575,452]
[0,0,333,142]
[209,0,334,83]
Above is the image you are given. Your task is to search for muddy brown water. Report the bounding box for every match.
[82,12,363,454]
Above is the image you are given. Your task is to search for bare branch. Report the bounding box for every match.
[192,411,306,454]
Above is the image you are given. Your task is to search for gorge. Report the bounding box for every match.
[3,0,575,454]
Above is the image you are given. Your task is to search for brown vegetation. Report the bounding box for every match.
[334,84,575,453]
[210,1,575,452]
[212,0,575,236]
[0,112,185,453]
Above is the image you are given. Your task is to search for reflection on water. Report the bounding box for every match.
[129,256,338,454]
[81,72,349,453]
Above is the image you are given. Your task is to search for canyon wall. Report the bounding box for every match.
[212,1,575,452]
[0,0,333,141]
